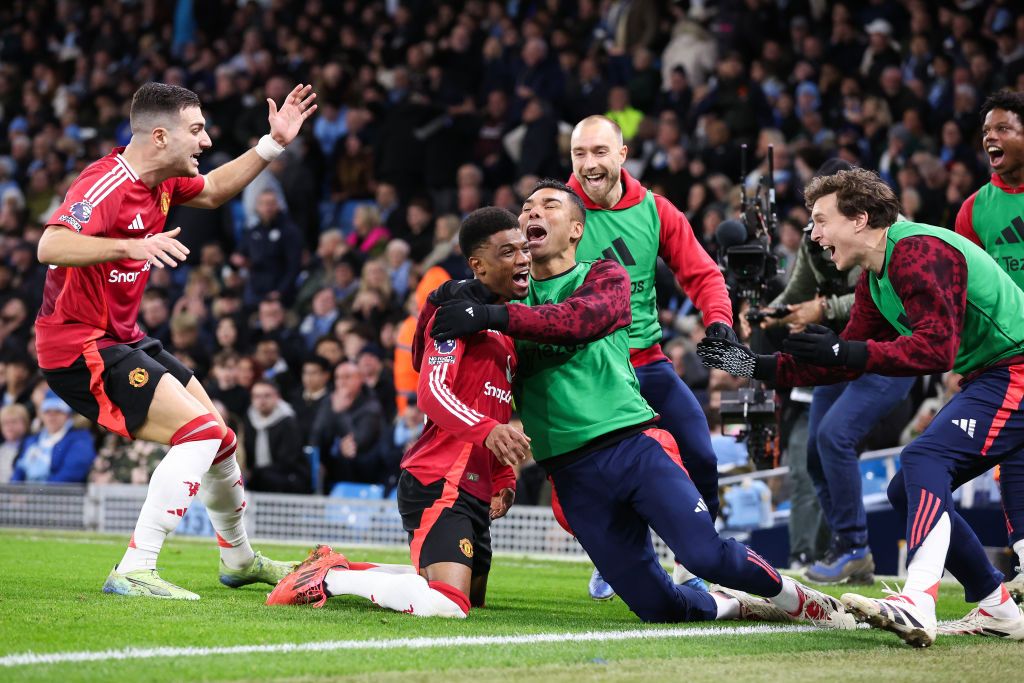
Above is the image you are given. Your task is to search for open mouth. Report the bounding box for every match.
[987,145,1005,167]
[525,224,547,245]
[511,270,529,289]
[582,172,605,189]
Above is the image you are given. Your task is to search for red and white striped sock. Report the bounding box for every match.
[118,416,222,573]
[978,584,1019,619]
[323,570,468,617]
[199,429,255,569]
[903,511,951,617]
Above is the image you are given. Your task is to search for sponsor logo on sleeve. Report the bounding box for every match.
[58,214,83,232]
[428,355,455,366]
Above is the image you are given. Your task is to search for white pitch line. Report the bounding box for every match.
[1,624,815,668]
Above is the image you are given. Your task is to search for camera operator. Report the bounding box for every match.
[759,160,914,584]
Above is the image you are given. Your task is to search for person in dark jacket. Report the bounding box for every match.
[312,361,386,488]
[11,392,95,483]
[242,379,309,494]
[233,189,303,308]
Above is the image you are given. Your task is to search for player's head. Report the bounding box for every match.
[129,82,211,177]
[519,179,586,265]
[980,89,1024,180]
[804,168,899,272]
[459,206,530,300]
[570,115,627,206]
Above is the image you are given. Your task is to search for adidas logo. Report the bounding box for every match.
[993,217,1024,245]
[466,307,474,317]
[127,213,145,231]
[166,508,187,517]
[694,498,709,514]
[832,343,840,356]
[952,418,976,438]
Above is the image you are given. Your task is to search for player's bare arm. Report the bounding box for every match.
[38,225,190,268]
[185,84,317,209]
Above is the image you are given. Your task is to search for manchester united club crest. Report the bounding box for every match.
[128,367,149,388]
[459,538,474,558]
[160,191,170,215]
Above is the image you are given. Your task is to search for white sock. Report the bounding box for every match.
[978,584,1019,619]
[903,511,951,617]
[767,576,802,614]
[323,569,467,618]
[348,562,417,575]
[710,592,740,620]
[1013,539,1024,571]
[119,436,220,572]
[199,431,254,569]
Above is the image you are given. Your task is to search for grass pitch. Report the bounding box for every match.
[0,529,1017,682]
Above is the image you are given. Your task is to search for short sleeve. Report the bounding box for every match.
[46,168,122,237]
[171,175,206,205]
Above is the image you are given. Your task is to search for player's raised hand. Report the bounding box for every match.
[485,424,532,467]
[124,227,189,268]
[489,487,515,520]
[268,84,317,146]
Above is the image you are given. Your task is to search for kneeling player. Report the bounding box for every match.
[268,208,532,616]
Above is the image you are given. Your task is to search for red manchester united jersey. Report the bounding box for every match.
[403,312,517,503]
[36,148,205,369]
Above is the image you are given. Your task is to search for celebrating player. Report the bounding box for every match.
[36,82,317,599]
[566,116,734,596]
[429,180,854,629]
[267,207,531,617]
[698,168,1024,646]
[954,89,1024,604]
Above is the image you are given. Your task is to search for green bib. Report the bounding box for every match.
[514,261,656,461]
[969,182,1024,290]
[576,192,662,350]
[869,221,1024,376]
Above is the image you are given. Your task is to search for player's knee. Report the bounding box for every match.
[170,413,223,447]
[886,471,907,509]
[212,428,238,465]
[815,423,854,457]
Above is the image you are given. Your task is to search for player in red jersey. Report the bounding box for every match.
[36,82,317,600]
[268,207,532,617]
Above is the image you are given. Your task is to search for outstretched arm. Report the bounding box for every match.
[185,84,317,209]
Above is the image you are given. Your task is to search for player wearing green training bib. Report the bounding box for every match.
[698,168,1024,647]
[955,89,1024,603]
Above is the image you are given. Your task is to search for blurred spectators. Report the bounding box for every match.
[313,361,388,488]
[0,402,30,482]
[243,378,308,494]
[11,391,95,483]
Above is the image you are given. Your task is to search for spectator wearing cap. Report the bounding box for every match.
[11,391,95,483]
[860,19,901,85]
[0,403,30,483]
[243,379,309,494]
[291,355,332,441]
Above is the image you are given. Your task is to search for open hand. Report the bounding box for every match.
[268,84,318,146]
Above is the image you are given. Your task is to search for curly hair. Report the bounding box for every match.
[980,89,1024,126]
[803,168,900,229]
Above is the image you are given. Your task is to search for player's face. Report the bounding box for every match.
[471,228,531,300]
[982,108,1024,180]
[172,106,212,177]
[519,187,584,264]
[809,192,866,272]
[571,120,627,205]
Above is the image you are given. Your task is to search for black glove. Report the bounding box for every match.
[428,279,499,306]
[430,299,509,340]
[782,324,867,368]
[705,321,740,344]
[696,337,776,381]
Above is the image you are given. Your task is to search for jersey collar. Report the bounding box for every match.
[990,172,1024,194]
[113,148,141,183]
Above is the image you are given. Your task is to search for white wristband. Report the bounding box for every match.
[255,134,285,161]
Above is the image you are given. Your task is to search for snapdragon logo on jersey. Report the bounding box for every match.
[483,381,512,404]
[108,261,152,284]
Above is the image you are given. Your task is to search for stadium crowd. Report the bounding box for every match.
[0,0,1020,531]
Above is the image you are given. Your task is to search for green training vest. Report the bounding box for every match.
[869,221,1024,376]
[576,192,661,350]
[969,182,1024,290]
[514,261,656,461]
